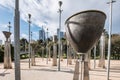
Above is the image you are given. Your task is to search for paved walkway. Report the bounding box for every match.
[0,58,120,80]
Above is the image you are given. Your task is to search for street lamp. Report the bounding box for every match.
[8,21,12,42]
[28,13,31,68]
[58,1,63,71]
[8,21,11,32]
[107,0,116,80]
[14,0,21,80]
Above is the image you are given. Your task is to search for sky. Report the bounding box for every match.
[0,0,120,44]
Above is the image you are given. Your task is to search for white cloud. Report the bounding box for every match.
[32,31,39,40]
[21,33,28,40]
[0,0,120,41]
[0,31,6,44]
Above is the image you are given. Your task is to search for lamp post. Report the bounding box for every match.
[31,32,32,41]
[14,0,21,80]
[107,0,116,80]
[58,1,63,71]
[8,22,11,32]
[8,22,12,42]
[28,13,31,68]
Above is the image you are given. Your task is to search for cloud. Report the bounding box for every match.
[21,33,28,40]
[0,0,120,41]
[32,31,39,40]
[20,31,39,41]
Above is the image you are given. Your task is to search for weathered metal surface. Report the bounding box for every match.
[65,10,106,53]
[3,31,11,41]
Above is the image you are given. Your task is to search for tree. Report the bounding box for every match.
[111,34,120,59]
[20,38,28,51]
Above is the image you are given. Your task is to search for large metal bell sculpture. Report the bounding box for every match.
[65,10,106,80]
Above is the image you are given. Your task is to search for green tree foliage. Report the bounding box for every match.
[0,45,4,62]
[111,34,120,59]
[20,38,28,51]
[91,33,120,60]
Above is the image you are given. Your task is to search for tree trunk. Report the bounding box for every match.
[31,48,35,66]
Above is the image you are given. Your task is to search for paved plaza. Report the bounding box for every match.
[0,58,120,80]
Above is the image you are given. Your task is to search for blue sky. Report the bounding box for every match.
[0,0,120,43]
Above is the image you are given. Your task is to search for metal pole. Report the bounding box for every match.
[58,1,63,71]
[25,40,26,52]
[28,14,31,68]
[46,28,48,64]
[107,0,115,80]
[39,30,40,40]
[8,22,11,32]
[94,45,96,69]
[31,32,32,41]
[14,0,21,80]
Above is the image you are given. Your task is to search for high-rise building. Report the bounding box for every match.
[39,28,45,41]
[0,40,2,45]
[57,28,64,39]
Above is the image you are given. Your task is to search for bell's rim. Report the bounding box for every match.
[65,10,106,24]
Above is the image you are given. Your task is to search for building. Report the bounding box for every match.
[39,29,45,41]
[11,41,15,46]
[0,40,2,45]
[57,28,65,39]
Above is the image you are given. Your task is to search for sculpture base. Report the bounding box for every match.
[4,41,12,69]
[73,54,89,80]
[52,44,57,66]
[31,50,35,66]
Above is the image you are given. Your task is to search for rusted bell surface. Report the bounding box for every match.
[65,10,106,53]
[3,31,11,41]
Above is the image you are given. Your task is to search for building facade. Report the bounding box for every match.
[39,29,45,41]
[0,40,2,45]
[57,28,65,39]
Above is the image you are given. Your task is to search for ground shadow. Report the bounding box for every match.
[0,69,10,77]
[21,67,74,74]
[90,69,120,78]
